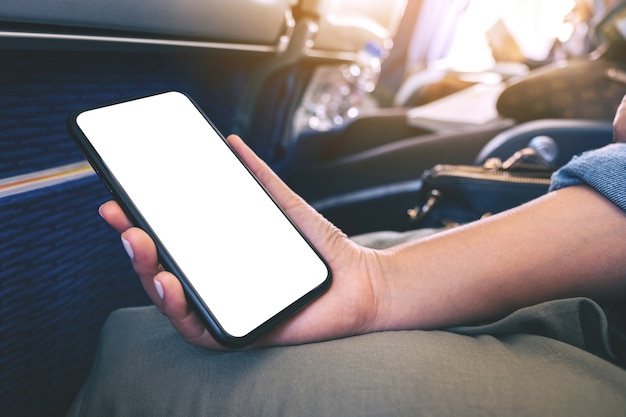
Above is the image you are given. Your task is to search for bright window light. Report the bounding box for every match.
[441,0,576,71]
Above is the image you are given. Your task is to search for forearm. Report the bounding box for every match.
[375,185,626,331]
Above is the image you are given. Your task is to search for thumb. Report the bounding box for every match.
[225,134,348,262]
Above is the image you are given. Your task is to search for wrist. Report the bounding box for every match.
[362,248,395,333]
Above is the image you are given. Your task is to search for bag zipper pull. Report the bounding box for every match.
[408,189,441,223]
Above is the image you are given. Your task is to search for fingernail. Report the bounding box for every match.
[154,279,164,300]
[121,236,134,260]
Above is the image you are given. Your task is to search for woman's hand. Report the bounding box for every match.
[99,135,389,349]
[101,120,626,351]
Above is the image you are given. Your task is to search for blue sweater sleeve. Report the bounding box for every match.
[549,143,626,213]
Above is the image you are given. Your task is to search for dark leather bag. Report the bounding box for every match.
[496,58,626,123]
[408,150,553,228]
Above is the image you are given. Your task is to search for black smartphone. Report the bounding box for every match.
[68,91,331,348]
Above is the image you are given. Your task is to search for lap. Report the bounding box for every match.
[68,299,626,417]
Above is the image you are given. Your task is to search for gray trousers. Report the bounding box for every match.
[67,298,626,417]
[67,230,626,416]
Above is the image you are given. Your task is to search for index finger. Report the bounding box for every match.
[99,200,133,233]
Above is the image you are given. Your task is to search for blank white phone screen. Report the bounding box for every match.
[76,92,329,338]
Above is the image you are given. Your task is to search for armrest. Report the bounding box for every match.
[474,119,614,167]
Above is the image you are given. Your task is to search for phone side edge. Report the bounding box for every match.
[67,111,241,346]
